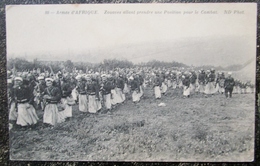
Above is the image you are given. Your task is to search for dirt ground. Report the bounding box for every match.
[9,88,255,162]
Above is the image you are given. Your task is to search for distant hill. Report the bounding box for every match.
[231,59,255,83]
[9,35,255,68]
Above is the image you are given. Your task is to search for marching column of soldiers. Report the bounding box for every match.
[7,67,255,130]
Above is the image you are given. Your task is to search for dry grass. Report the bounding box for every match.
[9,87,255,162]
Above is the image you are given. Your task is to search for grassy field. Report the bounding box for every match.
[9,87,255,162]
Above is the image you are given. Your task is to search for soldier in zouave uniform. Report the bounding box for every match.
[8,78,17,125]
[137,73,145,98]
[13,77,39,129]
[204,69,216,96]
[176,71,183,88]
[182,74,191,98]
[33,76,46,111]
[123,73,130,95]
[71,74,79,103]
[160,71,168,96]
[153,73,162,99]
[43,78,64,127]
[224,72,235,98]
[26,74,37,105]
[216,72,225,94]
[115,74,125,104]
[110,73,120,107]
[189,71,197,95]
[166,71,172,89]
[100,74,113,112]
[76,75,88,113]
[60,76,74,119]
[240,81,246,94]
[197,70,206,94]
[86,75,101,113]
[171,71,177,89]
[129,75,140,103]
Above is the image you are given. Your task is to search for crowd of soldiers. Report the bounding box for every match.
[7,67,255,129]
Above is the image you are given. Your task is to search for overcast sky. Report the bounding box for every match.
[6,3,257,67]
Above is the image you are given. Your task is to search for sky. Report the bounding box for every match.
[6,3,257,67]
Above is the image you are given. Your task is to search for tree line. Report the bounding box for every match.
[7,58,188,73]
[7,57,244,73]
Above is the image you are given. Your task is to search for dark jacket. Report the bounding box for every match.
[102,81,113,95]
[224,77,235,89]
[43,86,61,103]
[76,81,87,94]
[154,76,162,87]
[182,77,190,87]
[198,72,206,84]
[190,73,197,84]
[86,82,100,100]
[116,77,125,90]
[208,73,216,82]
[61,82,72,98]
[13,84,34,104]
[130,79,140,91]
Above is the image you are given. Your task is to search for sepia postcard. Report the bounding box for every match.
[6,3,256,162]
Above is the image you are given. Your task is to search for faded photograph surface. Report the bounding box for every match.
[6,3,256,161]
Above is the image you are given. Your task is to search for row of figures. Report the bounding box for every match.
[7,68,254,129]
[149,69,254,98]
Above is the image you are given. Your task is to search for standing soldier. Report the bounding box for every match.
[176,71,183,89]
[86,75,101,113]
[153,73,162,99]
[205,69,216,96]
[8,78,17,126]
[76,75,88,113]
[189,71,197,95]
[182,74,191,98]
[60,76,74,119]
[71,74,79,103]
[216,72,225,94]
[160,72,168,96]
[129,76,140,103]
[115,74,125,104]
[43,78,63,127]
[123,73,130,95]
[110,73,119,107]
[197,70,206,94]
[34,76,46,111]
[138,73,145,98]
[224,72,235,98]
[100,74,113,112]
[240,81,246,94]
[27,74,37,106]
[171,71,177,89]
[13,77,38,129]
[166,71,172,89]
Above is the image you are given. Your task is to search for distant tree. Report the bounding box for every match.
[100,59,133,70]
[137,60,187,68]
[64,60,74,72]
[7,58,33,71]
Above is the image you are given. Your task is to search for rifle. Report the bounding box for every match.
[42,87,53,110]
[48,64,54,75]
[8,96,13,110]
